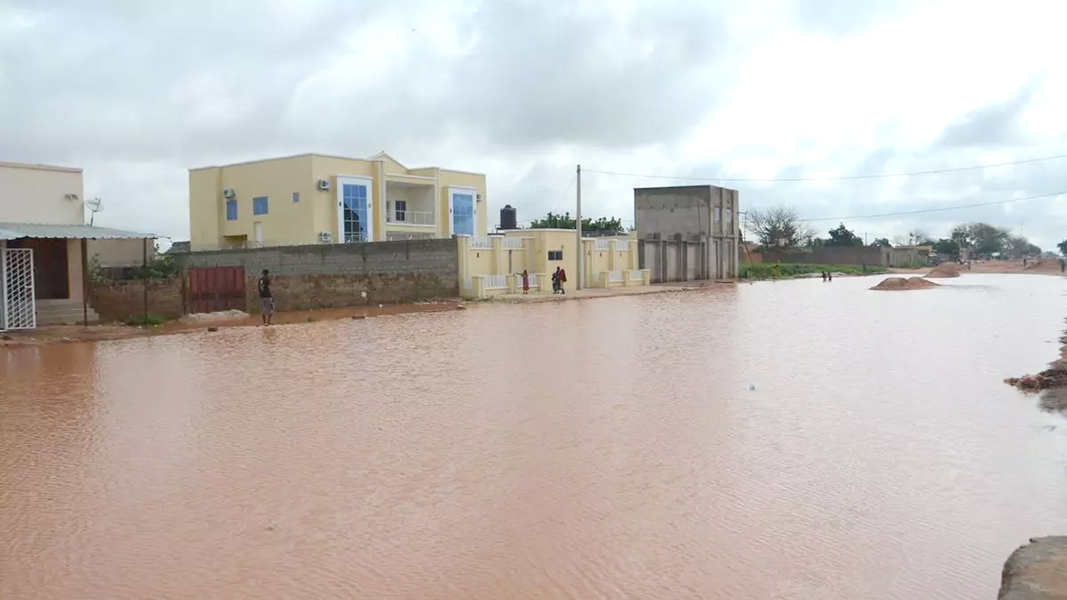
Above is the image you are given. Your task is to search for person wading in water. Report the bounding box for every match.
[258,269,275,326]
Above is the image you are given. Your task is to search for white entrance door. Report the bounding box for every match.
[336,176,375,242]
[254,222,264,247]
[2,247,36,330]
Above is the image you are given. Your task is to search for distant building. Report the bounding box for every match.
[188,152,488,251]
[634,184,740,282]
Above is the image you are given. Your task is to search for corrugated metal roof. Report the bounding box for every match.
[0,223,155,240]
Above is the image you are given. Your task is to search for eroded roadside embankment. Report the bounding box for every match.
[999,536,1067,599]
[1004,327,1067,413]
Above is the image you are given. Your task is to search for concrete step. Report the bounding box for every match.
[34,299,100,326]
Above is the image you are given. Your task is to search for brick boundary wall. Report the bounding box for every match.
[91,278,185,322]
[176,239,460,313]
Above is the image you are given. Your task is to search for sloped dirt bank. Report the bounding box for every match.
[998,536,1067,599]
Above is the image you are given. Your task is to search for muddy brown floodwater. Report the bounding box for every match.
[3,274,1067,599]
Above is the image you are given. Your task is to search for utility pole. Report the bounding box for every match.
[576,164,583,290]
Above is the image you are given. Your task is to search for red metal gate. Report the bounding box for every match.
[188,267,246,314]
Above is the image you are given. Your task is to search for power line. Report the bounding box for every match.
[584,153,1067,183]
[796,190,1066,223]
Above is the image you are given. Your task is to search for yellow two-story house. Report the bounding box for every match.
[189,152,487,251]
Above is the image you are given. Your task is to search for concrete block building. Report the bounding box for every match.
[189,152,488,251]
[634,184,740,282]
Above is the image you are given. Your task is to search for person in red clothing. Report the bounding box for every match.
[557,267,567,295]
[521,270,530,295]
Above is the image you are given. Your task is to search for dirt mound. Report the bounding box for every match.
[926,263,961,278]
[870,276,941,291]
[1005,367,1067,392]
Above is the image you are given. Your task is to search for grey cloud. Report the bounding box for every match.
[935,72,1050,149]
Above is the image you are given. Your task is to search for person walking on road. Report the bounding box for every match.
[258,269,275,326]
[557,267,567,295]
[521,270,530,295]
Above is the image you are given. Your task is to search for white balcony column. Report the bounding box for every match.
[378,161,387,241]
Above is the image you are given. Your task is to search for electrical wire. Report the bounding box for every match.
[584,153,1067,183]
[795,191,1067,223]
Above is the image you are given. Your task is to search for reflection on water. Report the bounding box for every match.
[3,274,1067,599]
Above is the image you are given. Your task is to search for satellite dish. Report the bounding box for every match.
[85,197,103,225]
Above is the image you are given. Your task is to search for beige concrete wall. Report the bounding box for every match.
[190,155,315,251]
[0,162,84,225]
[66,239,84,302]
[87,238,155,267]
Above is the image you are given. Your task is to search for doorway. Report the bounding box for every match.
[8,238,68,299]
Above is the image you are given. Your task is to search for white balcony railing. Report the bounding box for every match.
[594,239,612,251]
[485,274,508,289]
[629,269,643,282]
[502,237,524,249]
[387,209,435,226]
[514,273,539,288]
[470,237,493,249]
[609,271,625,283]
[614,240,630,251]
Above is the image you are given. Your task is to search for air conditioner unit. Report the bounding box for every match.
[317,179,331,191]
[222,188,236,199]
[318,231,334,243]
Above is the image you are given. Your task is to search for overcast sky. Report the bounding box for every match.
[2,0,1066,248]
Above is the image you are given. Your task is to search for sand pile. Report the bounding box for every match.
[870,276,941,291]
[178,309,249,323]
[926,263,961,278]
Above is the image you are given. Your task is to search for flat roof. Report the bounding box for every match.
[0,160,82,174]
[189,152,486,177]
[0,223,155,240]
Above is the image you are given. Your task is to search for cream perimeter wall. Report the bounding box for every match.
[457,230,646,298]
[189,154,488,250]
[0,162,84,225]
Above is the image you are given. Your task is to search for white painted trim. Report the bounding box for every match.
[447,186,478,237]
[386,173,435,181]
[336,176,375,243]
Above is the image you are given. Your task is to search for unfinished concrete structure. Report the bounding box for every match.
[635,185,740,283]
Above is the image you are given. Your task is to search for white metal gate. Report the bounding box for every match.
[2,247,36,330]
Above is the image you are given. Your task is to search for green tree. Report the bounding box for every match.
[1058,240,1067,256]
[528,212,625,233]
[951,222,1010,256]
[932,238,960,256]
[869,237,891,247]
[825,223,863,247]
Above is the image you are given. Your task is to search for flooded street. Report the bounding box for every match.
[3,274,1067,599]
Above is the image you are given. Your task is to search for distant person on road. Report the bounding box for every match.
[821,271,827,282]
[772,262,779,278]
[258,269,274,325]
[827,271,833,282]
[551,270,559,294]
[557,267,567,295]
[521,270,530,295]
[1060,259,1066,273]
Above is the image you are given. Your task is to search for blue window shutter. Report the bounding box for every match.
[292,192,300,203]
[253,196,269,215]
[226,200,238,220]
